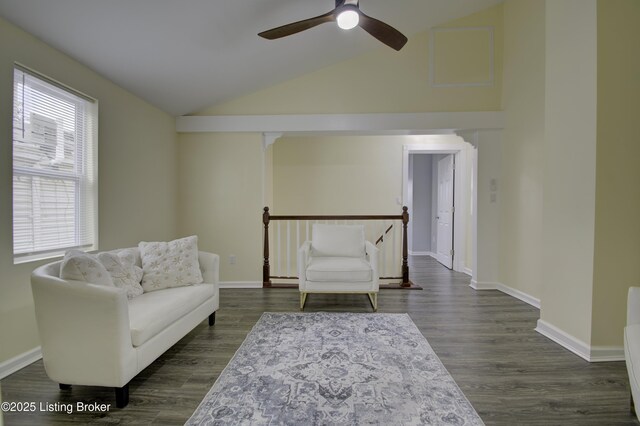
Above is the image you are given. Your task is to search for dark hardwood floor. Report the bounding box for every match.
[1,256,636,425]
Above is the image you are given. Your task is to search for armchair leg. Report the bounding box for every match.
[59,383,71,390]
[115,384,129,408]
[208,312,216,326]
[300,292,308,311]
[368,293,378,312]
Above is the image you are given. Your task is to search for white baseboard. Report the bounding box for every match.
[469,280,498,290]
[408,250,431,256]
[462,267,473,276]
[470,281,540,309]
[472,284,624,363]
[0,347,42,379]
[535,319,624,362]
[495,283,541,309]
[219,281,262,289]
[590,346,626,362]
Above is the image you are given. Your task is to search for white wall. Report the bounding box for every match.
[178,133,264,284]
[540,0,597,346]
[0,16,178,365]
[499,0,545,301]
[272,135,405,215]
[591,0,640,347]
[470,131,502,287]
[411,154,433,253]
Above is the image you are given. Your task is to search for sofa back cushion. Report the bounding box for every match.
[311,224,366,258]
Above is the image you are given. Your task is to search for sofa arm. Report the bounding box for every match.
[628,287,640,326]
[199,251,219,287]
[365,241,379,287]
[298,241,312,290]
[30,270,136,387]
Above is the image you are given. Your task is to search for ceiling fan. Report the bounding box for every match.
[258,0,408,51]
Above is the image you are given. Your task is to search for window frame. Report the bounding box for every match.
[12,63,99,264]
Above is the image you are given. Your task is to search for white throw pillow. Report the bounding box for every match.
[60,250,114,286]
[97,250,144,299]
[138,235,203,292]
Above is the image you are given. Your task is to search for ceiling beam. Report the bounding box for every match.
[175,111,504,135]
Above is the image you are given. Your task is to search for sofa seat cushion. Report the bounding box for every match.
[305,257,372,283]
[128,284,214,347]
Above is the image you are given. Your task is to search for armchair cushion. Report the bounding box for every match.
[311,224,366,258]
[306,257,373,282]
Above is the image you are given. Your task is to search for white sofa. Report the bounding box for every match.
[625,286,640,419]
[31,248,219,408]
[298,224,379,311]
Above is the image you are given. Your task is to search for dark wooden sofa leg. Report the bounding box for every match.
[115,384,129,408]
[208,312,216,326]
[59,383,71,390]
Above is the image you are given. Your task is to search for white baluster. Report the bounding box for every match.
[296,220,300,277]
[392,219,398,276]
[276,221,281,277]
[381,221,387,278]
[286,220,291,277]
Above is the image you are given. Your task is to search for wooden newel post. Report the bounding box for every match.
[262,207,271,287]
[401,206,410,287]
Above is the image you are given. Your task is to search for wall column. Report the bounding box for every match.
[456,129,502,289]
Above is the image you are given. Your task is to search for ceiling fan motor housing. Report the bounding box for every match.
[336,0,359,7]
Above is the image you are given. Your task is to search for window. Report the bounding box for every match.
[12,65,98,264]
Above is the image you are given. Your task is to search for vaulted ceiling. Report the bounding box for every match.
[0,0,503,116]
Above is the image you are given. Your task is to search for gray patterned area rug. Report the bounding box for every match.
[187,312,484,425]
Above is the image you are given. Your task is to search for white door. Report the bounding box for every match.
[436,155,454,269]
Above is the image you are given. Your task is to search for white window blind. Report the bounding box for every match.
[12,65,98,264]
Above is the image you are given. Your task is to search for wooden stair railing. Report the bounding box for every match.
[375,224,394,245]
[262,206,410,288]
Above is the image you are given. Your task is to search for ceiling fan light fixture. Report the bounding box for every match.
[336,7,359,30]
[258,1,408,51]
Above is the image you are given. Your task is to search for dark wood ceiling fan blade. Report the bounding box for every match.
[258,10,336,40]
[358,12,407,51]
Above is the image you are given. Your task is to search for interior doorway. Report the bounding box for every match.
[403,137,472,275]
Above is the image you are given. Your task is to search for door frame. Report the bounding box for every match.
[403,140,471,274]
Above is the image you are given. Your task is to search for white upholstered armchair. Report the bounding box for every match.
[297,224,379,311]
[625,286,640,419]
